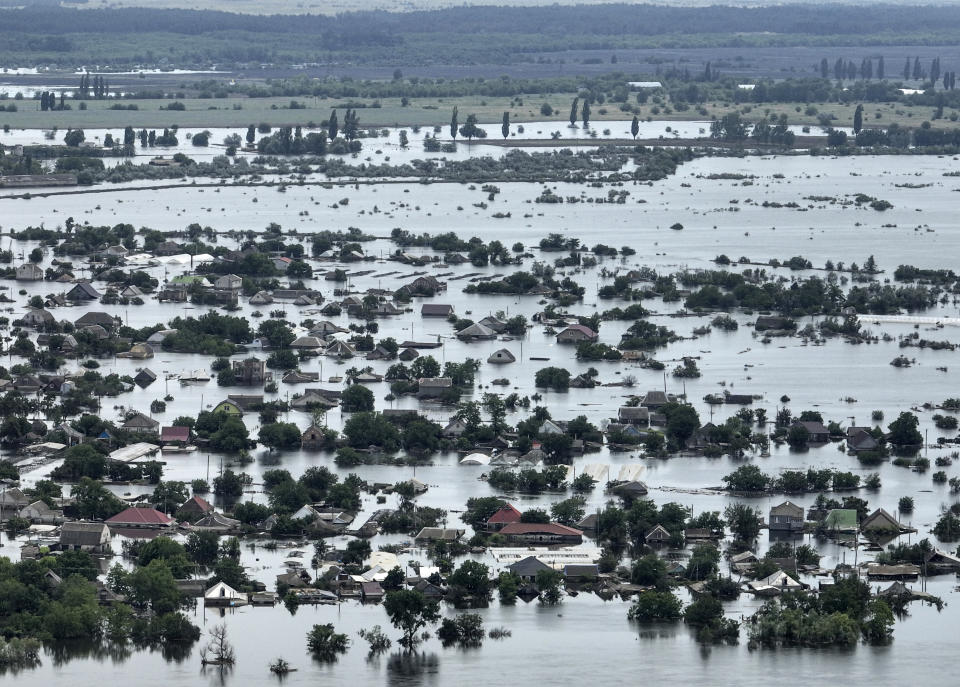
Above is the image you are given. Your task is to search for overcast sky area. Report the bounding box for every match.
[79,0,893,15]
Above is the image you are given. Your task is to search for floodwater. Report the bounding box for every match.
[1,138,959,684]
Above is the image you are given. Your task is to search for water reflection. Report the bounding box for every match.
[200,662,233,687]
[386,650,440,686]
[46,638,131,667]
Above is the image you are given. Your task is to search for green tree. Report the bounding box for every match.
[209,418,249,453]
[343,412,400,451]
[551,496,586,526]
[383,589,440,647]
[268,480,311,513]
[888,412,922,448]
[213,469,245,498]
[536,569,563,605]
[257,319,295,349]
[71,477,124,519]
[853,104,864,134]
[724,504,761,542]
[185,531,220,566]
[458,114,486,141]
[569,97,579,126]
[581,99,590,128]
[127,559,182,614]
[628,590,682,622]
[709,113,747,141]
[152,481,188,513]
[258,422,302,450]
[501,111,510,139]
[328,109,339,140]
[64,128,85,147]
[447,560,491,598]
[661,402,700,448]
[631,115,640,140]
[450,106,458,140]
[137,536,192,577]
[307,623,349,662]
[632,554,668,587]
[862,599,895,644]
[497,571,519,604]
[341,384,375,412]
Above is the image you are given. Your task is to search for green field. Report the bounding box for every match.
[1,92,956,132]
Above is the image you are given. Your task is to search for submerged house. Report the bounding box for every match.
[768,501,804,532]
[487,348,516,364]
[644,524,672,545]
[861,508,901,534]
[301,424,328,450]
[122,412,161,435]
[59,522,111,552]
[66,282,100,301]
[105,507,174,529]
[178,496,213,519]
[499,522,583,545]
[486,504,523,531]
[417,378,453,399]
[507,556,552,582]
[824,509,859,533]
[204,581,246,606]
[232,357,271,386]
[16,263,43,281]
[747,570,804,596]
[556,324,598,343]
[421,303,454,318]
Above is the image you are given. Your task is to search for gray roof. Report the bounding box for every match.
[770,501,804,518]
[508,556,552,577]
[60,522,109,546]
[421,304,453,316]
[618,406,649,420]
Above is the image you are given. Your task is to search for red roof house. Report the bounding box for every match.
[556,324,598,344]
[499,522,583,545]
[106,507,175,528]
[486,504,523,531]
[161,426,190,444]
[178,495,213,518]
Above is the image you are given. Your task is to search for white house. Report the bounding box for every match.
[204,581,247,606]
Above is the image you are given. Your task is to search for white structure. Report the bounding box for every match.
[204,581,246,606]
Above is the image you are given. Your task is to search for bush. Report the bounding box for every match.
[628,590,682,622]
[306,624,349,661]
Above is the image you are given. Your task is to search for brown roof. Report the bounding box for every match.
[499,522,583,536]
[106,507,174,526]
[487,504,522,525]
[180,496,213,513]
[161,426,190,442]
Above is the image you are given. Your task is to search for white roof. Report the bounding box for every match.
[366,550,399,571]
[361,565,389,582]
[460,453,491,465]
[109,442,160,463]
[491,547,603,566]
[204,581,245,599]
[162,253,214,265]
[123,253,157,265]
[628,81,662,88]
[749,570,802,591]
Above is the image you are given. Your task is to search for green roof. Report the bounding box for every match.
[824,509,858,531]
[170,275,207,284]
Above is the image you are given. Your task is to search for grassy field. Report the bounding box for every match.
[0,92,956,132]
